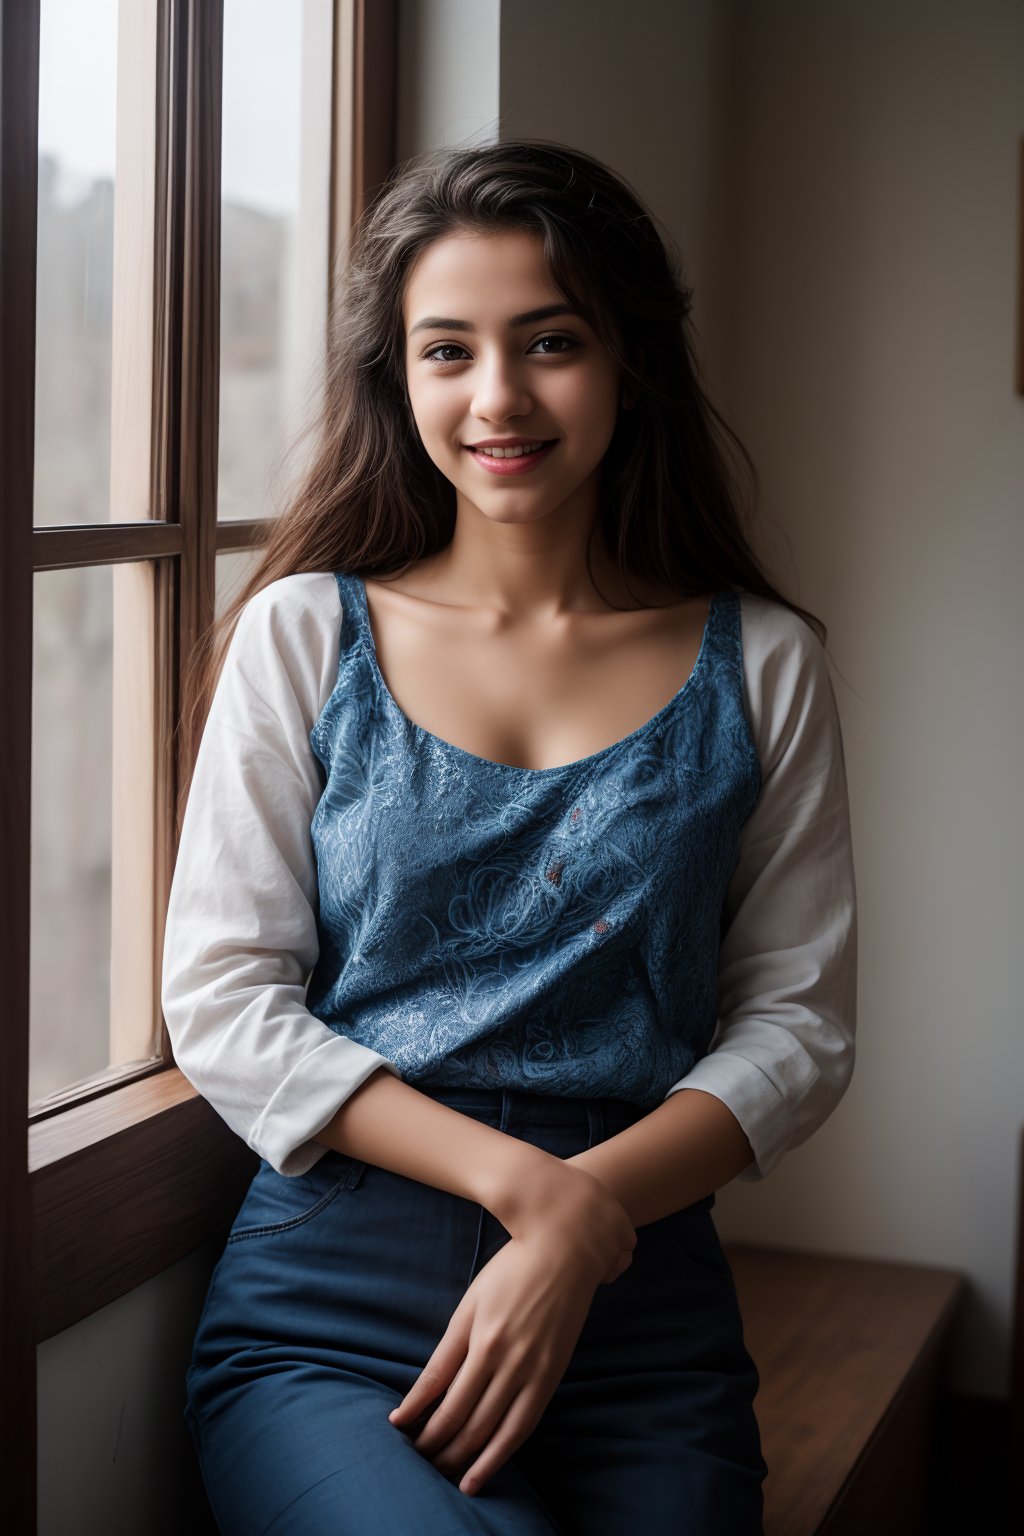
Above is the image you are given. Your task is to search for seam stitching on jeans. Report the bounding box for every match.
[227,1180,346,1243]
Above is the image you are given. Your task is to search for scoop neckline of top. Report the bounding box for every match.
[343,570,723,778]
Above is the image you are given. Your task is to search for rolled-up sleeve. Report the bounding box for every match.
[160,574,403,1177]
[662,595,858,1181]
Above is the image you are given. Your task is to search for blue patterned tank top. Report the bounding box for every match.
[304,571,762,1109]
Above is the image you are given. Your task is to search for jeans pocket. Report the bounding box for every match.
[226,1152,368,1245]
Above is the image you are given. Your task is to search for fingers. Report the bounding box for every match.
[387,1230,617,1496]
[451,1383,544,1496]
[410,1330,563,1496]
[387,1361,450,1431]
[389,1324,544,1497]
[415,1352,520,1472]
[388,1308,470,1431]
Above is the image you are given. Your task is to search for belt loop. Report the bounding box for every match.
[498,1087,511,1134]
[586,1100,604,1150]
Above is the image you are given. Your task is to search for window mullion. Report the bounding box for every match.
[178,0,223,656]
[110,0,162,1080]
[151,1,223,842]
[31,522,184,570]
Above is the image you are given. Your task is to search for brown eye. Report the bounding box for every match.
[531,334,580,355]
[423,343,469,365]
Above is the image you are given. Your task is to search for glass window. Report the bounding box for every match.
[30,562,159,1113]
[30,566,114,1106]
[34,0,120,528]
[219,0,333,522]
[215,547,265,619]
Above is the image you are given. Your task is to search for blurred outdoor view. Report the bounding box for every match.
[30,0,325,1109]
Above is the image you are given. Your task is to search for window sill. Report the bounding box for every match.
[29,1066,257,1343]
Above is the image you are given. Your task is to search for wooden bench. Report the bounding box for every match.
[726,1244,964,1536]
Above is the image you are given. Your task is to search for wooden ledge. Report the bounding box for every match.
[30,1068,257,1342]
[726,1243,965,1536]
[29,1067,197,1173]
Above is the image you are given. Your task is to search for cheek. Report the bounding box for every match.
[406,378,459,444]
[559,398,620,462]
[551,371,619,430]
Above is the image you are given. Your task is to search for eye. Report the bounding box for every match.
[529,333,580,356]
[422,342,470,365]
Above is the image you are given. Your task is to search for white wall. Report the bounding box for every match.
[37,1245,220,1535]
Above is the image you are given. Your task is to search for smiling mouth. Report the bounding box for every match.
[465,439,558,459]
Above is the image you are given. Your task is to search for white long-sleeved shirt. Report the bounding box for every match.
[160,572,857,1181]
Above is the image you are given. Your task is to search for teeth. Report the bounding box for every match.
[476,442,546,458]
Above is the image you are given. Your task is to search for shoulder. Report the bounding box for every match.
[219,571,345,726]
[736,590,829,690]
[237,571,341,638]
[737,589,822,661]
[734,590,837,775]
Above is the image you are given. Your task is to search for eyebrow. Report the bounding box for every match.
[407,304,583,337]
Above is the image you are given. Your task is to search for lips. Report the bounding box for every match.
[464,439,558,476]
[466,438,555,452]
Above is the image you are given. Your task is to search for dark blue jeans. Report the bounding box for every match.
[184,1086,766,1534]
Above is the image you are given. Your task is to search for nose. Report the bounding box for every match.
[470,350,533,424]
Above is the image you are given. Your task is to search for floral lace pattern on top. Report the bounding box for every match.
[304,572,762,1108]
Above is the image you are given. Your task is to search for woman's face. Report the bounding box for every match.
[402,227,622,529]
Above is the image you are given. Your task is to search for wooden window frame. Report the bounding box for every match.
[0,1,396,1524]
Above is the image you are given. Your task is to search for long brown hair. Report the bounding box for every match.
[179,137,824,792]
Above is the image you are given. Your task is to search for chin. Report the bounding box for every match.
[473,502,554,526]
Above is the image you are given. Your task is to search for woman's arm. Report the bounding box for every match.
[314,1066,636,1272]
[563,1087,756,1224]
[160,576,405,1177]
[314,1064,753,1237]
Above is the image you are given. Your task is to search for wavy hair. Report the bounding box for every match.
[178,137,823,796]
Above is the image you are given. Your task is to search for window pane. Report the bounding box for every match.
[219,0,333,522]
[30,567,113,1104]
[34,0,120,527]
[30,563,159,1113]
[215,546,265,619]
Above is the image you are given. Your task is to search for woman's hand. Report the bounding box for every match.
[386,1158,636,1497]
[386,1229,610,1497]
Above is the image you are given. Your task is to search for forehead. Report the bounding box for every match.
[403,228,560,322]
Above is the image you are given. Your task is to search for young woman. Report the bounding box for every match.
[162,139,857,1535]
